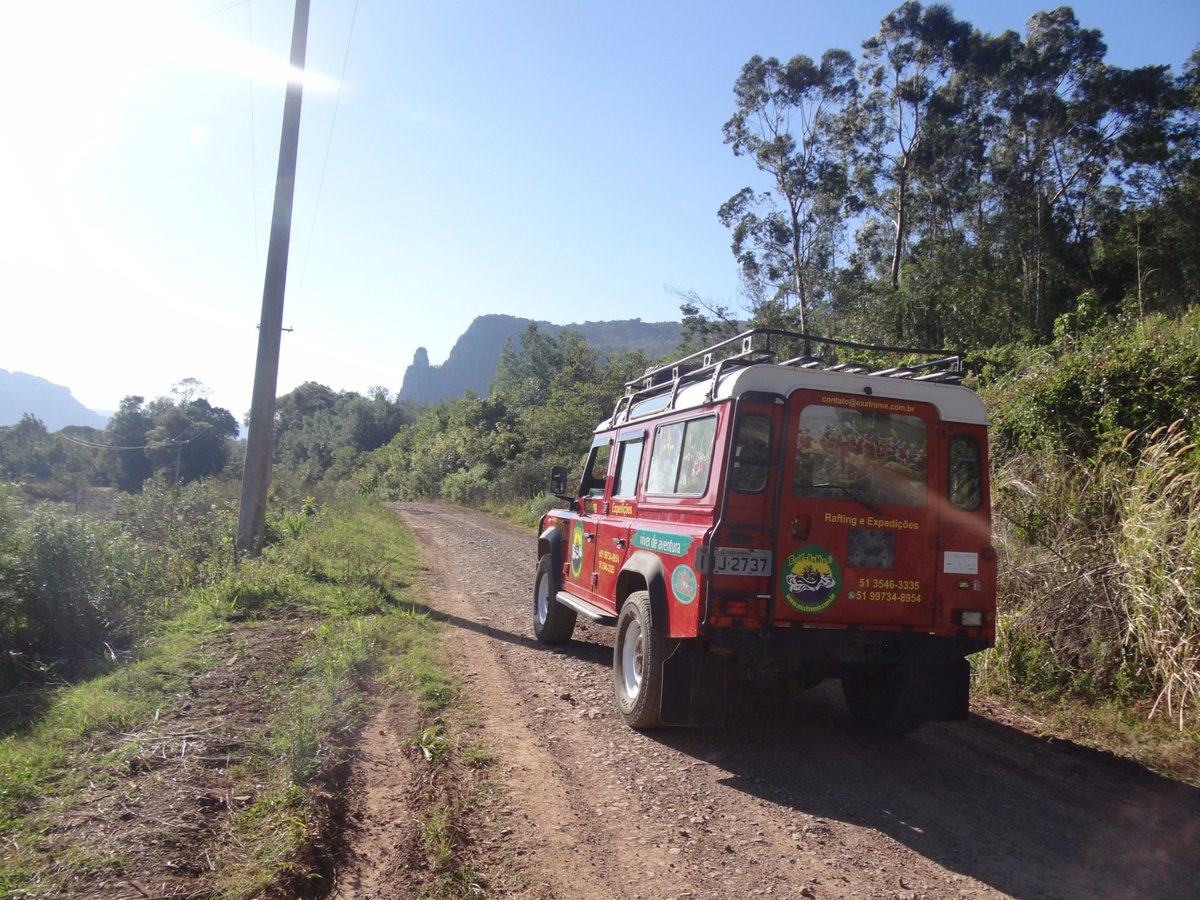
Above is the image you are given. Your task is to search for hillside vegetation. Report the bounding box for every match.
[978,308,1200,756]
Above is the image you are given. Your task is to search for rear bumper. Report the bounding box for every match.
[705,624,989,670]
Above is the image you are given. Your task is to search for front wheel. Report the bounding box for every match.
[533,554,576,644]
[613,592,667,728]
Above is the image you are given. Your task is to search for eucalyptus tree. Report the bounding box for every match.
[720,50,858,335]
[1090,51,1196,309]
[857,2,977,291]
[985,8,1177,333]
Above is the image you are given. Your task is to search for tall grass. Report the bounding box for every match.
[984,421,1200,730]
[1115,422,1200,728]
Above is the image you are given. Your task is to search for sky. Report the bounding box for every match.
[2,0,1197,423]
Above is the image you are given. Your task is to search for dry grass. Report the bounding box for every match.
[984,422,1200,741]
[1115,421,1200,729]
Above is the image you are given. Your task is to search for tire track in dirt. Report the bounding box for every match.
[401,504,697,900]
[338,502,1200,900]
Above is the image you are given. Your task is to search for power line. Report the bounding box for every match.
[249,0,261,278]
[59,423,215,453]
[199,0,251,20]
[298,0,360,299]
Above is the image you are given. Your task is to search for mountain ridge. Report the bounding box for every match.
[398,315,681,404]
[0,369,109,431]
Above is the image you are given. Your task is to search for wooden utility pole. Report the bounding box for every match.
[237,0,311,555]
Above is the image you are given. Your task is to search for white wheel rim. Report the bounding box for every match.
[536,574,550,625]
[621,618,644,699]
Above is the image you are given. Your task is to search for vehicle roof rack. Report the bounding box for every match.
[612,328,964,423]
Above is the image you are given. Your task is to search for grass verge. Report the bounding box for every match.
[0,496,485,898]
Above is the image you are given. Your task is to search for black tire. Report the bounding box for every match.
[533,554,576,644]
[841,665,923,735]
[613,592,667,728]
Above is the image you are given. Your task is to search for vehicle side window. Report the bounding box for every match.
[731,414,771,493]
[580,442,612,497]
[949,436,982,510]
[647,416,716,496]
[613,438,643,498]
[647,423,683,494]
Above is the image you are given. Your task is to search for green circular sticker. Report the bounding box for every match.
[780,546,841,614]
[569,520,585,579]
[671,564,698,605]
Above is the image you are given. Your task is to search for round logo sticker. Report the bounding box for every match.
[569,520,585,579]
[671,564,698,605]
[780,546,841,614]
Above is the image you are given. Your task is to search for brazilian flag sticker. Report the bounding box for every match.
[780,546,841,614]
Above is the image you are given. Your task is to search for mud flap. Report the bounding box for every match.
[920,658,970,721]
[658,644,728,727]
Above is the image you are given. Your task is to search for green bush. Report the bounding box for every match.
[0,476,244,686]
[16,506,150,661]
[116,473,236,592]
[441,466,491,507]
[985,308,1200,457]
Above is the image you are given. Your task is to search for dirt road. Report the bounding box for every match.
[339,502,1200,899]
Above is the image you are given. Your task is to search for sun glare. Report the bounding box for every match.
[2,1,333,119]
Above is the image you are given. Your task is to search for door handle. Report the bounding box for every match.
[613,537,627,548]
[585,532,595,542]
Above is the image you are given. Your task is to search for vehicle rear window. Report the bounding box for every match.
[792,405,927,507]
[949,436,982,510]
[647,416,717,496]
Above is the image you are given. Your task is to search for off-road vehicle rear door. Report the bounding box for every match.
[774,389,940,627]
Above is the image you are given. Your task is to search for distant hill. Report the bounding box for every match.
[0,369,108,431]
[399,315,681,404]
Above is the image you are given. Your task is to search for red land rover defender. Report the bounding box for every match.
[534,329,995,733]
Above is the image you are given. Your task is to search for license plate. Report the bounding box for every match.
[710,548,772,576]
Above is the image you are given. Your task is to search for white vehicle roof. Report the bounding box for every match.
[600,362,988,430]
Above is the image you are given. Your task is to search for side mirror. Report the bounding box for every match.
[550,465,569,496]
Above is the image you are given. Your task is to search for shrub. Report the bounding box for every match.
[985,308,1200,458]
[116,473,236,593]
[15,506,150,662]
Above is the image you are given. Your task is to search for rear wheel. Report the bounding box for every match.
[533,554,576,644]
[841,665,923,735]
[613,592,666,728]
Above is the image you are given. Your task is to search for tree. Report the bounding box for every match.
[341,387,410,453]
[491,324,566,409]
[274,381,338,441]
[985,8,1175,333]
[858,2,976,290]
[672,289,742,355]
[721,50,858,334]
[105,396,155,492]
[146,398,238,483]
